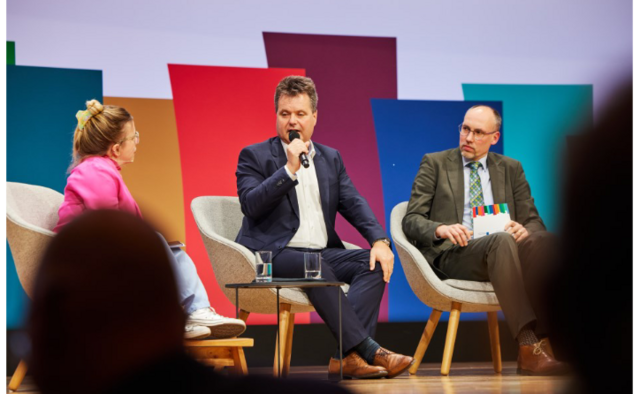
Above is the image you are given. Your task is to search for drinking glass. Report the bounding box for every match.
[255,251,272,283]
[304,252,322,279]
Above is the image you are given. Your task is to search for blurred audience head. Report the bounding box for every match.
[28,210,184,394]
[548,82,631,393]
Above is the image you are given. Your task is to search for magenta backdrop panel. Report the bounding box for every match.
[264,32,397,322]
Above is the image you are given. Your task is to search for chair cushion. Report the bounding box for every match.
[443,279,495,292]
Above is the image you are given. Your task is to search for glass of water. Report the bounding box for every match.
[255,251,272,283]
[304,252,322,279]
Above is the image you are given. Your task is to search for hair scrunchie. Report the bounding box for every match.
[76,109,93,130]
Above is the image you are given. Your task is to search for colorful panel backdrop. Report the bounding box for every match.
[103,97,186,243]
[7,65,103,328]
[6,37,595,328]
[168,65,308,325]
[462,84,594,232]
[264,32,397,322]
[371,99,504,322]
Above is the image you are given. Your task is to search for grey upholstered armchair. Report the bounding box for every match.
[191,196,355,376]
[390,201,503,376]
[6,182,63,391]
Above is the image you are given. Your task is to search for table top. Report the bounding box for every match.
[226,280,346,289]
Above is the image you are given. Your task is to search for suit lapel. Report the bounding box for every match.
[312,145,331,221]
[488,153,506,204]
[271,138,299,219]
[446,148,464,223]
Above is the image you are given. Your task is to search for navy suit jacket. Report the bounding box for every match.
[235,136,386,257]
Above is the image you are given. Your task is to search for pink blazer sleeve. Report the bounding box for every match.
[54,158,141,232]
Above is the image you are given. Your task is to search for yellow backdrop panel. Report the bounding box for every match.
[104,97,185,243]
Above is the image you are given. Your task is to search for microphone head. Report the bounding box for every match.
[288,130,301,141]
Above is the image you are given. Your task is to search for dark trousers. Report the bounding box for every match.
[273,247,385,352]
[435,231,557,339]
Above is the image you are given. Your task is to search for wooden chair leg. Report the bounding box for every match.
[487,311,502,373]
[231,347,249,376]
[7,359,28,391]
[238,309,250,323]
[273,303,292,377]
[282,312,296,377]
[441,302,462,376]
[409,309,442,375]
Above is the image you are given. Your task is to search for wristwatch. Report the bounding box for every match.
[372,237,391,247]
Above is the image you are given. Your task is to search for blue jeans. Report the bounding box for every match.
[159,235,210,315]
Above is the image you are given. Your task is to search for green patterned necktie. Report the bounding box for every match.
[469,161,484,207]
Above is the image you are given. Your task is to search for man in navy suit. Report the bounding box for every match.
[236,76,413,379]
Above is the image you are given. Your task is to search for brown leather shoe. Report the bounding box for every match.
[328,352,388,380]
[372,347,415,378]
[540,338,555,358]
[517,340,569,376]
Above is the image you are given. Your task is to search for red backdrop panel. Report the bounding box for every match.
[169,64,307,325]
[264,32,397,322]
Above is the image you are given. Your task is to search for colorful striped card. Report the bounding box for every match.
[472,203,511,239]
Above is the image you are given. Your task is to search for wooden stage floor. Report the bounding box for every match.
[8,362,572,393]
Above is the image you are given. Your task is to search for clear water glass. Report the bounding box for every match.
[255,251,272,283]
[304,252,322,279]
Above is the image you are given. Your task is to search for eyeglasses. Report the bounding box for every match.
[119,131,140,145]
[458,124,498,141]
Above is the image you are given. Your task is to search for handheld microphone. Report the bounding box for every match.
[288,131,310,169]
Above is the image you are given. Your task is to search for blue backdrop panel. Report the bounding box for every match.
[463,84,593,232]
[7,65,103,328]
[371,99,502,323]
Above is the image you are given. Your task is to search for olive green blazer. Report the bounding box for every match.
[402,147,546,274]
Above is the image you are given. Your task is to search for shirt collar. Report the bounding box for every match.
[461,153,488,170]
[280,139,316,159]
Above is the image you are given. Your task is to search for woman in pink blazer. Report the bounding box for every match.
[55,99,245,340]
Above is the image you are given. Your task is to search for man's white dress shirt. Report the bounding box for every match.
[282,140,328,249]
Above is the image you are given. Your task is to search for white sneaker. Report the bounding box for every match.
[184,324,211,340]
[187,307,246,339]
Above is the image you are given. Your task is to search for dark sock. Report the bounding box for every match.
[334,337,381,363]
[355,337,381,364]
[517,323,539,346]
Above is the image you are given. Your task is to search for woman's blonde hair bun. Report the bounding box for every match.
[85,99,104,116]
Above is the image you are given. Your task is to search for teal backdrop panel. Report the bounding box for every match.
[7,65,103,328]
[462,84,593,232]
[372,99,504,323]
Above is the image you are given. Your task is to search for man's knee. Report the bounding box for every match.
[485,232,519,269]
[523,230,557,247]
[320,261,339,281]
[365,261,385,289]
[490,232,518,249]
[362,254,385,280]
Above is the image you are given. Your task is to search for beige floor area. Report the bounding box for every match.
[8,362,573,394]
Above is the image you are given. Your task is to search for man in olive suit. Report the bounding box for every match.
[402,105,567,376]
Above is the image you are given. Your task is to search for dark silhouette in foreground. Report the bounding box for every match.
[29,210,350,394]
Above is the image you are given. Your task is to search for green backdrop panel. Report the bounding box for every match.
[7,41,15,64]
[462,84,593,231]
[7,65,103,328]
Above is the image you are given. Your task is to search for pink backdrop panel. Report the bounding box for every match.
[264,32,397,322]
[169,64,308,325]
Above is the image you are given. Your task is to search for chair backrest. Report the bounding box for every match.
[191,196,256,283]
[191,196,351,312]
[390,201,500,312]
[6,182,64,298]
[192,196,244,242]
[389,201,440,288]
